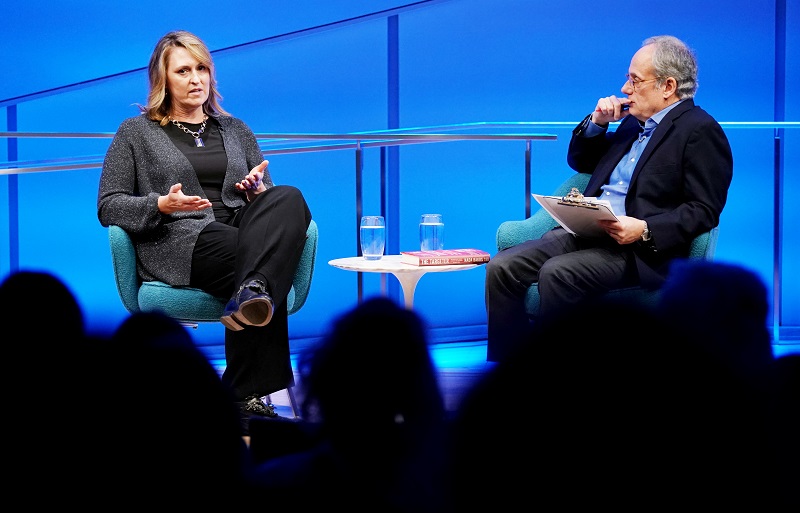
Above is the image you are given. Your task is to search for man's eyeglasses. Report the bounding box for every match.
[625,74,658,91]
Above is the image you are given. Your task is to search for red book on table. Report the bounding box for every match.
[400,248,491,266]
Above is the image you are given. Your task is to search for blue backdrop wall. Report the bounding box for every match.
[2,0,798,358]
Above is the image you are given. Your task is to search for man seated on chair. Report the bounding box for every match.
[485,35,733,362]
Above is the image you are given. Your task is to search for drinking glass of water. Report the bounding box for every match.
[360,216,385,260]
[419,213,444,251]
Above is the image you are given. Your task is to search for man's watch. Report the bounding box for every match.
[641,221,652,242]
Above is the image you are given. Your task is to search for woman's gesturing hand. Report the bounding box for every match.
[237,160,270,201]
[158,183,212,214]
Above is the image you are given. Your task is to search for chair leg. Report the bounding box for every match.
[263,389,300,419]
[287,386,300,419]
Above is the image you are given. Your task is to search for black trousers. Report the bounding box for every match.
[190,185,312,399]
[484,227,637,362]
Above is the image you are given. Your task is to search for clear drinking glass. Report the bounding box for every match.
[419,213,444,251]
[360,216,385,260]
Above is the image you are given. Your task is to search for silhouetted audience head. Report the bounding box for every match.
[298,296,445,430]
[249,296,448,512]
[90,311,250,505]
[1,271,97,503]
[658,259,774,384]
[447,294,778,510]
[0,269,85,342]
[1,272,251,505]
[767,353,800,509]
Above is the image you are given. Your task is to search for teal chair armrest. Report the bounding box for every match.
[287,219,318,315]
[688,225,719,260]
[496,210,560,251]
[496,173,591,252]
[108,225,142,314]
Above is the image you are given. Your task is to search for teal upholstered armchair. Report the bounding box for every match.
[495,173,719,318]
[108,219,318,324]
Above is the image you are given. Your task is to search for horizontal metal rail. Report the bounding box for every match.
[0,128,557,175]
[2,121,797,175]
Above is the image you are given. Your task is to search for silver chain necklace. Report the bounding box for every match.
[170,116,207,147]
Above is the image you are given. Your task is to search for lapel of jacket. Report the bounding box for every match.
[631,99,695,183]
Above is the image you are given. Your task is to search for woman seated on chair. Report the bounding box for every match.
[97,30,312,430]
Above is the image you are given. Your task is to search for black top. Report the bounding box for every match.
[163,118,236,223]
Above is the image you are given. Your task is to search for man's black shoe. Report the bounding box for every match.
[220,279,274,331]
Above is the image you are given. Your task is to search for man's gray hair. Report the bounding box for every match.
[643,35,698,99]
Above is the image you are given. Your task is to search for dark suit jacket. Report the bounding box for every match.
[567,99,733,287]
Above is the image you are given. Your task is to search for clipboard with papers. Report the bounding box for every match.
[532,187,618,238]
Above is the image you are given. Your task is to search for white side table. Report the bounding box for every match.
[328,255,479,309]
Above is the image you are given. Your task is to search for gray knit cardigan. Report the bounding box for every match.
[97,114,273,286]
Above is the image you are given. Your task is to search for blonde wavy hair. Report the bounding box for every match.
[140,30,230,125]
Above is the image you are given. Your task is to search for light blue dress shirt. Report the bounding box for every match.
[583,100,684,215]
